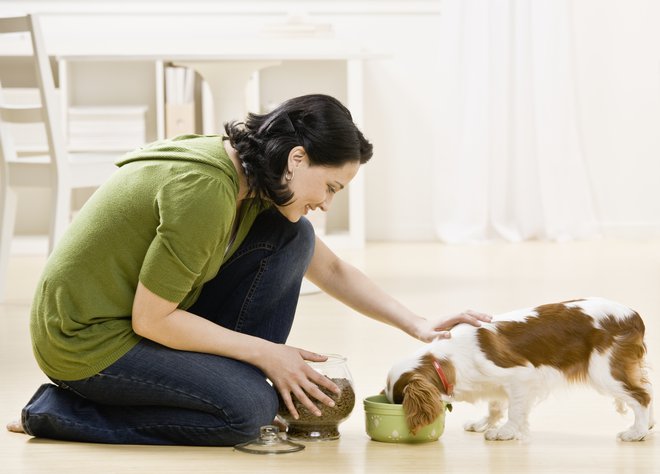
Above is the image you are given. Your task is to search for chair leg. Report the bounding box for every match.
[0,185,18,302]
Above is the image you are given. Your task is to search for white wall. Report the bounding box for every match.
[572,0,660,238]
[3,0,660,241]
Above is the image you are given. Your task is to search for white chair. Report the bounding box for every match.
[0,14,117,300]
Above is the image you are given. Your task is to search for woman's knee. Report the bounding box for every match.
[256,209,314,245]
[294,216,315,260]
[212,384,279,444]
[296,215,315,243]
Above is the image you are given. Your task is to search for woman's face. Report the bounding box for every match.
[275,146,360,223]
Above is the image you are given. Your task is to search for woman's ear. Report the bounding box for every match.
[288,146,307,169]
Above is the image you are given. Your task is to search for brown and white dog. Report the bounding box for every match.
[385,297,654,441]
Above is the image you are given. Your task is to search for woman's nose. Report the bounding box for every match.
[320,193,334,211]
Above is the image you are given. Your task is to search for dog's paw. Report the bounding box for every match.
[617,428,648,442]
[484,424,521,441]
[463,418,492,433]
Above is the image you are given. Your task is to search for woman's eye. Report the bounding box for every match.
[328,186,336,194]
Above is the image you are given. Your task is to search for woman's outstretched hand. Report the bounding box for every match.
[414,310,492,342]
[258,345,340,420]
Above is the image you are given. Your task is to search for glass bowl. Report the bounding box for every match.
[277,354,355,441]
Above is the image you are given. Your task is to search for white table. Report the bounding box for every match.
[52,39,380,248]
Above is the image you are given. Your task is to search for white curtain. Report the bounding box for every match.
[433,0,600,243]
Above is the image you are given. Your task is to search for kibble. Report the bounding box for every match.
[278,377,355,440]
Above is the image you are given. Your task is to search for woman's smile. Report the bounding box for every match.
[277,157,360,223]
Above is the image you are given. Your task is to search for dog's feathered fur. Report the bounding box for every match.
[385,297,654,441]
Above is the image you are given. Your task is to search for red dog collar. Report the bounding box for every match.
[432,358,454,396]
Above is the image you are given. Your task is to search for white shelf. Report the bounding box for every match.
[55,47,371,247]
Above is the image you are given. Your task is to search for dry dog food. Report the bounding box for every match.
[278,377,355,440]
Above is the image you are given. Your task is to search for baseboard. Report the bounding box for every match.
[599,223,660,240]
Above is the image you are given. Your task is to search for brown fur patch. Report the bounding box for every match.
[477,300,649,402]
[394,354,456,434]
[477,303,608,382]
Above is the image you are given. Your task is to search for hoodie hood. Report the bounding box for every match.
[116,134,236,181]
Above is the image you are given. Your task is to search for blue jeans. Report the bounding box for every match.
[22,209,315,446]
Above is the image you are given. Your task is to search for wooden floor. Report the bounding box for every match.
[2,239,658,473]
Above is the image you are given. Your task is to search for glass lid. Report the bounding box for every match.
[234,425,305,455]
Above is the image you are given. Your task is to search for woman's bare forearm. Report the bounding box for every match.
[305,238,425,338]
[131,282,272,365]
[305,237,492,341]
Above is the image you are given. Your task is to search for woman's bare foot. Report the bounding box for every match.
[6,420,25,434]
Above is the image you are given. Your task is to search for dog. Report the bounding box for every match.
[384,297,654,441]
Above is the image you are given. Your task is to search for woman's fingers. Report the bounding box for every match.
[464,309,492,323]
[282,382,334,419]
[442,310,492,329]
[308,366,340,396]
[279,374,340,419]
[278,388,300,420]
[415,309,494,341]
[270,345,344,419]
[298,349,328,363]
[290,385,323,417]
[305,375,338,407]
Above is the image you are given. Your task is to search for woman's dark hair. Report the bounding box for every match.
[224,94,373,206]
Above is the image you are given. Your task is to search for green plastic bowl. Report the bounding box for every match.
[363,394,447,443]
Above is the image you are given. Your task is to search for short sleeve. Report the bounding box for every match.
[139,171,235,303]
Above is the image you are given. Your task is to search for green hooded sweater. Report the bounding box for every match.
[30,134,266,381]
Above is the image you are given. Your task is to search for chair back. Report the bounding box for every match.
[0,15,67,179]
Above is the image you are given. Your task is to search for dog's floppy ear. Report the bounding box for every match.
[402,373,444,435]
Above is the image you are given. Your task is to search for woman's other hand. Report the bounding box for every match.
[258,345,340,420]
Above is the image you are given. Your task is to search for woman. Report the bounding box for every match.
[8,94,490,445]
